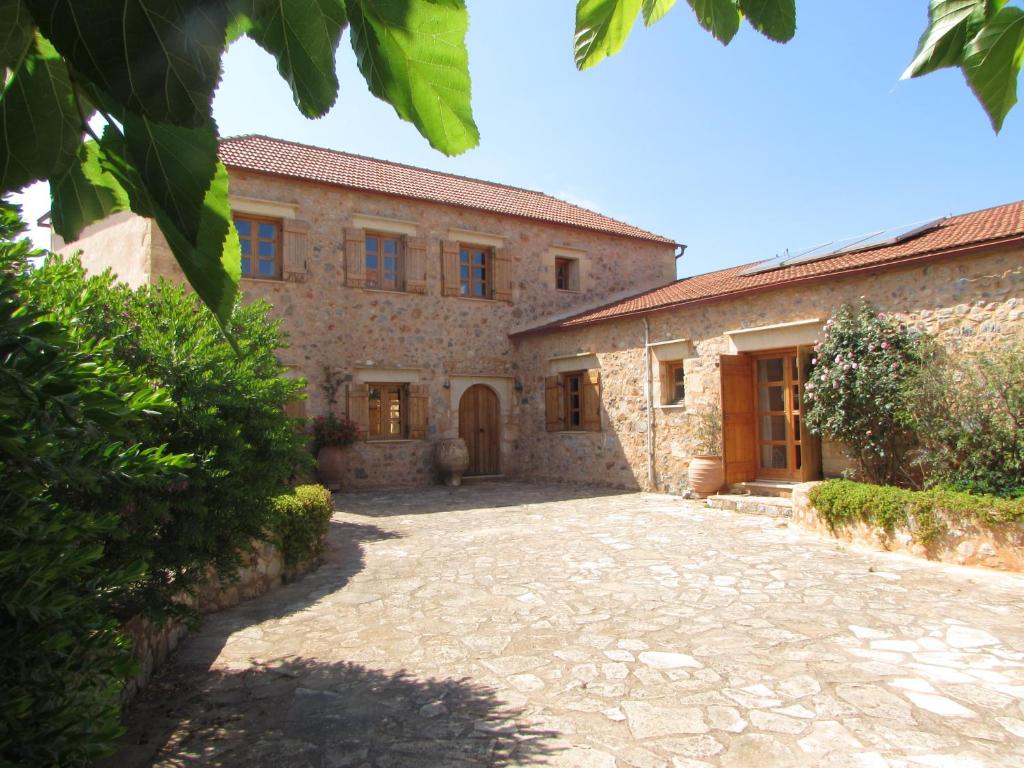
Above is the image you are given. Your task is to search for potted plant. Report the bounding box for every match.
[311,412,360,491]
[688,403,724,496]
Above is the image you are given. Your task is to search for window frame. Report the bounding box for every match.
[364,231,405,291]
[562,371,584,431]
[234,214,283,280]
[459,243,493,299]
[367,382,408,440]
[663,360,686,406]
[554,256,579,292]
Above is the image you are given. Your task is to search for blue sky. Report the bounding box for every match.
[14,1,1023,278]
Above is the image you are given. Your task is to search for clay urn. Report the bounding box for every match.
[317,445,346,491]
[687,455,724,496]
[434,438,470,487]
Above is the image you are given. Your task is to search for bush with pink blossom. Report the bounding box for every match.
[804,299,931,486]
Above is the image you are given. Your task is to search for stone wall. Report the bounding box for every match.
[72,170,677,489]
[514,246,1024,492]
[52,211,153,288]
[121,538,319,703]
[791,482,1024,573]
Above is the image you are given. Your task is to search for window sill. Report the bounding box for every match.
[452,295,502,304]
[555,288,582,294]
[363,438,423,444]
[241,276,285,285]
[360,286,418,296]
[656,404,689,411]
[556,430,600,435]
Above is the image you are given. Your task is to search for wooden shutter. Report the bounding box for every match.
[344,227,365,288]
[720,354,756,487]
[544,376,562,432]
[347,384,369,439]
[405,237,427,294]
[797,345,823,481]
[582,369,602,432]
[493,246,512,302]
[441,240,461,296]
[408,384,429,439]
[282,219,309,281]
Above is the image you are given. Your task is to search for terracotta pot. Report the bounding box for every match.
[688,455,724,496]
[434,438,470,487]
[317,445,346,491]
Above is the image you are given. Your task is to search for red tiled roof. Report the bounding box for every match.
[218,135,675,245]
[517,200,1024,335]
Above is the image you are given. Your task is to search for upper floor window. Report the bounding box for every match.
[235,215,281,279]
[460,245,491,298]
[365,233,403,290]
[555,256,579,291]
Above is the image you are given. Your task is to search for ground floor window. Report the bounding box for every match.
[368,383,406,439]
[545,370,601,432]
[663,360,685,405]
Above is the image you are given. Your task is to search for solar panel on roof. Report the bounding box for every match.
[739,217,948,277]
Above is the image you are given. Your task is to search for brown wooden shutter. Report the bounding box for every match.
[282,219,309,281]
[347,384,369,440]
[544,376,562,432]
[441,240,461,296]
[582,369,601,432]
[408,383,429,439]
[405,237,427,294]
[720,354,756,487]
[493,246,512,301]
[797,345,823,481]
[344,227,365,288]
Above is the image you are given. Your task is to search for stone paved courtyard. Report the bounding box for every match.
[113,483,1024,767]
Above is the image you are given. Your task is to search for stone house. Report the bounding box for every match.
[511,201,1024,494]
[56,135,679,488]
[56,135,1024,493]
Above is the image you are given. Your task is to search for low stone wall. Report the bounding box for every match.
[791,482,1024,572]
[121,538,319,702]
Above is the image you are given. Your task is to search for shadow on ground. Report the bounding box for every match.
[335,479,632,518]
[106,514,562,766]
[113,656,559,767]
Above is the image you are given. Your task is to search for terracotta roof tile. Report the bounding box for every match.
[219,135,675,244]
[520,200,1024,335]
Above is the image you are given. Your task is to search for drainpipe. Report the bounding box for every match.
[643,318,656,490]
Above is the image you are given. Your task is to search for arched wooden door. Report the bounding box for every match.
[459,384,500,476]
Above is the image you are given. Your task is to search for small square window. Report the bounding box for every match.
[554,256,579,291]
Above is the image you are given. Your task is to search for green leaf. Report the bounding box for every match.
[348,0,478,156]
[575,0,643,70]
[962,5,1024,132]
[238,0,348,118]
[737,0,796,43]
[95,126,239,325]
[120,114,219,243]
[49,140,129,241]
[687,0,741,45]
[903,0,992,79]
[24,0,230,128]
[0,34,81,193]
[642,0,677,26]
[0,0,35,74]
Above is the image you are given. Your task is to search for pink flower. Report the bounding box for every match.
[835,354,842,364]
[877,312,886,320]
[843,364,850,371]
[852,362,858,369]
[866,429,873,436]
[811,357,817,365]
[867,344,875,352]
[881,341,890,349]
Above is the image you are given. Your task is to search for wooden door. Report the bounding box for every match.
[721,354,756,487]
[459,384,500,476]
[753,350,803,481]
[796,345,823,481]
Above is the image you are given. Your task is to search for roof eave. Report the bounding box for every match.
[510,234,1024,338]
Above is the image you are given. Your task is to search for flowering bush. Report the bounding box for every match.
[312,412,361,451]
[804,299,931,486]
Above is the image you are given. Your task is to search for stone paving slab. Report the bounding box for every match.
[111,482,1024,767]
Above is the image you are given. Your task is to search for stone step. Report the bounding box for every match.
[707,494,793,518]
[730,480,799,499]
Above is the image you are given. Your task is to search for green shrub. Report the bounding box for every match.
[913,341,1024,498]
[267,484,334,567]
[804,300,931,486]
[21,255,312,617]
[809,479,1024,547]
[0,206,189,765]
